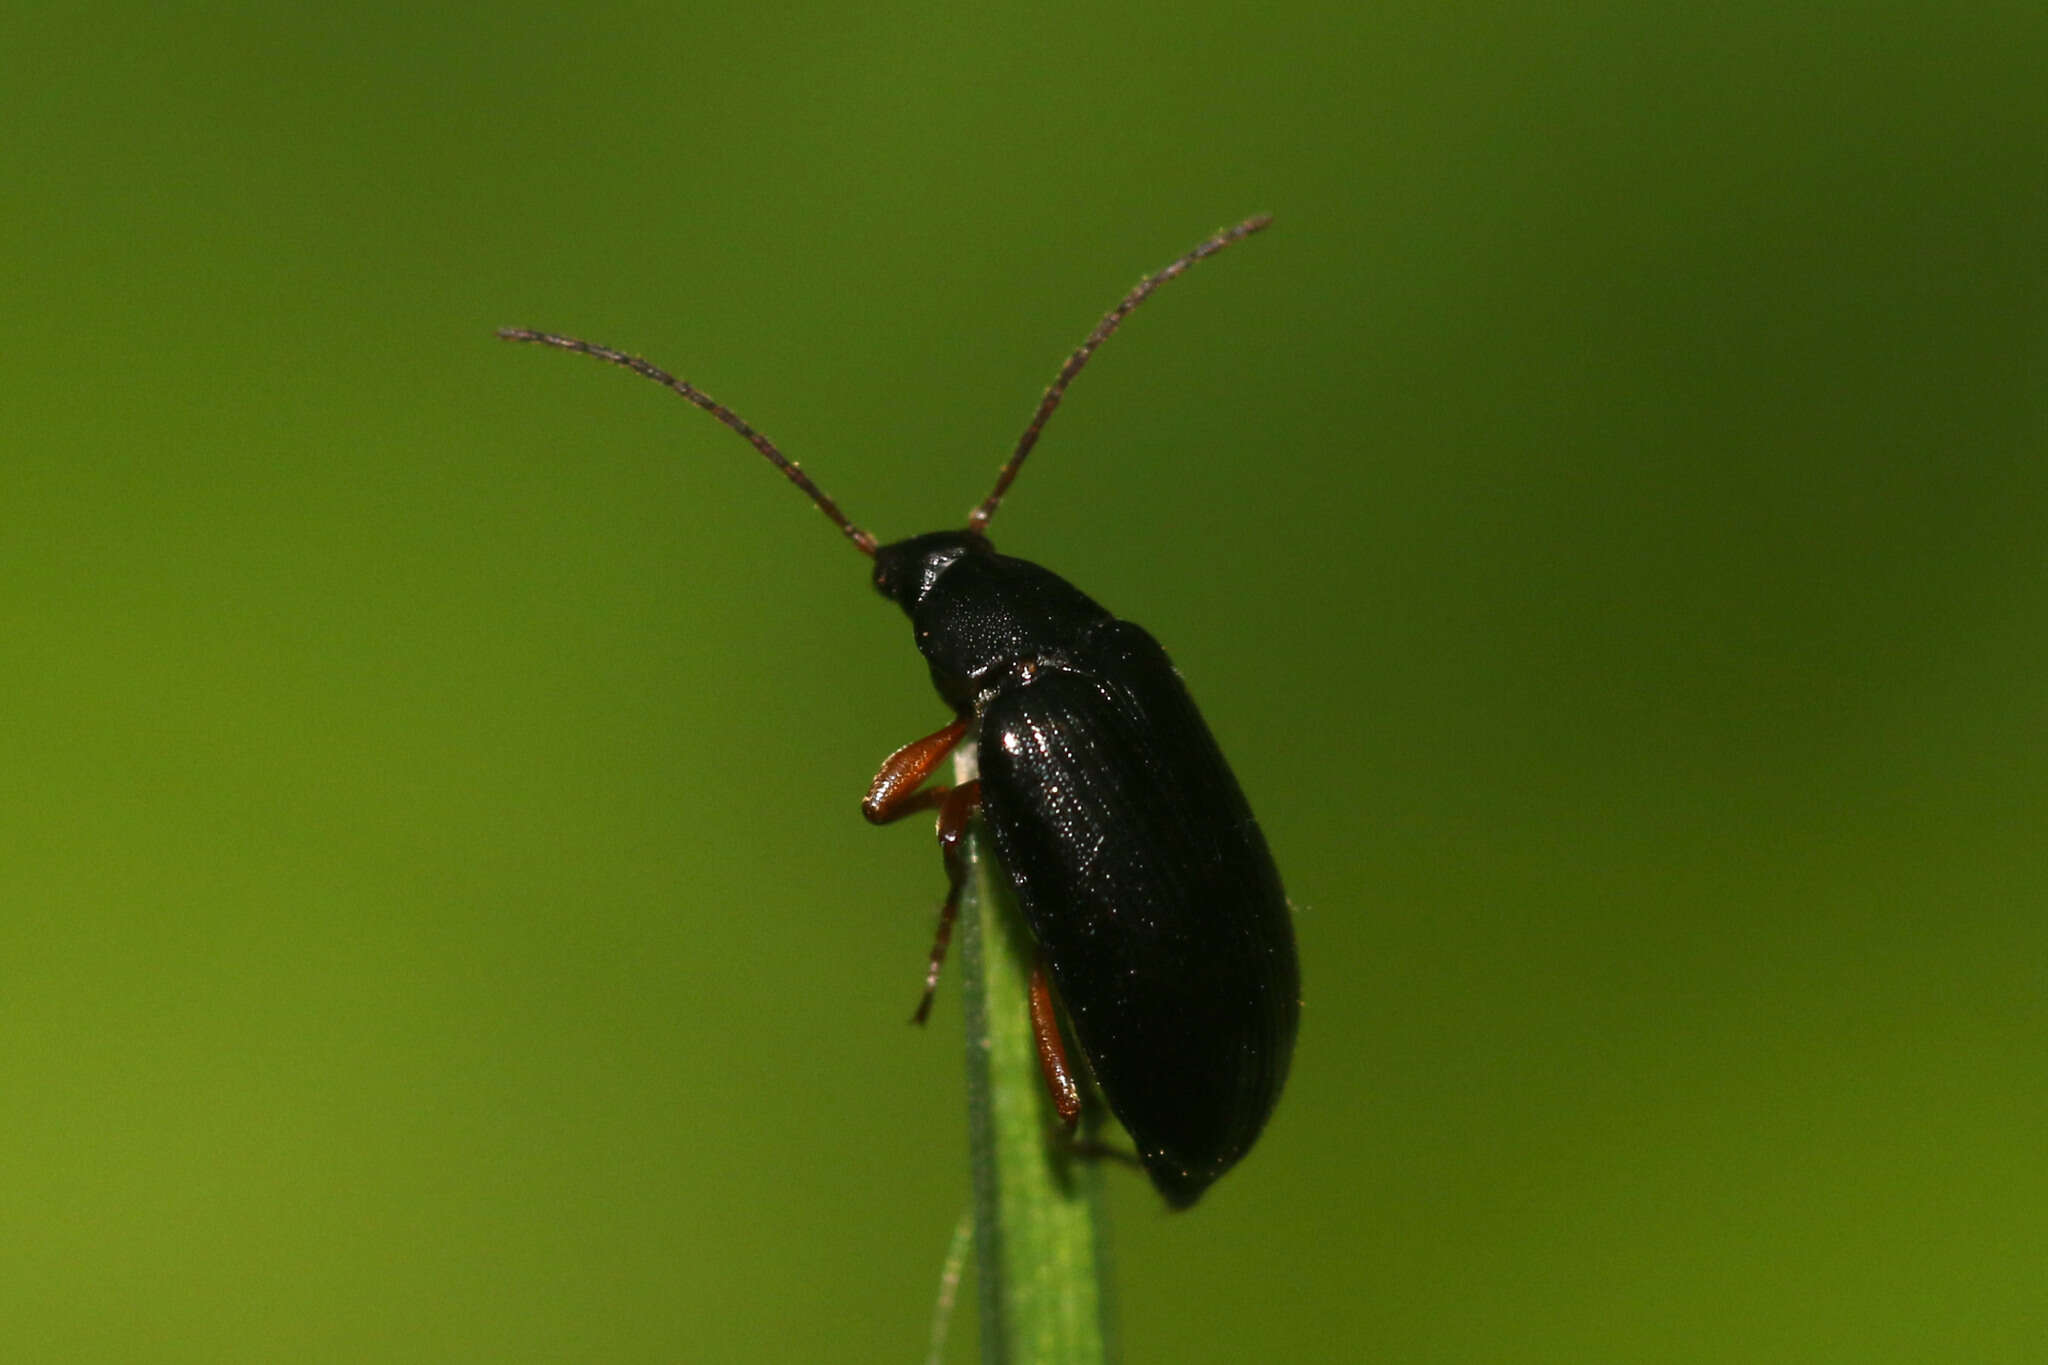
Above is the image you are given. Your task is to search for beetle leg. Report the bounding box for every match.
[910,780,982,1023]
[862,716,970,824]
[1029,958,1083,1128]
[863,717,982,1022]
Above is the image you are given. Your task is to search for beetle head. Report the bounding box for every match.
[871,529,992,613]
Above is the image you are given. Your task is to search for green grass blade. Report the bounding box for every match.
[954,745,1117,1365]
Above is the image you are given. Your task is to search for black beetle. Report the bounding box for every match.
[500,216,1298,1207]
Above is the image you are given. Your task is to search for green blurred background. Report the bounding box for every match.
[5,3,2044,1360]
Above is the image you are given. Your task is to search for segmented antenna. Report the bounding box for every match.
[967,214,1273,535]
[496,328,879,557]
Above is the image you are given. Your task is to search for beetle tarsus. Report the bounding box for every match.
[910,780,982,1023]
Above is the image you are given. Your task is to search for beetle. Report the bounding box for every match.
[499,216,1298,1207]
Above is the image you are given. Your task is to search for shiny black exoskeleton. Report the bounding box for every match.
[501,215,1297,1207]
[875,530,1297,1206]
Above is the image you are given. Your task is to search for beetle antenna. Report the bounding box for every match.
[497,328,879,557]
[966,214,1273,535]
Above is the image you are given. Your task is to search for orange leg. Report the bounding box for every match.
[862,717,983,1022]
[1029,959,1082,1128]
[868,725,1087,1133]
[862,716,969,825]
